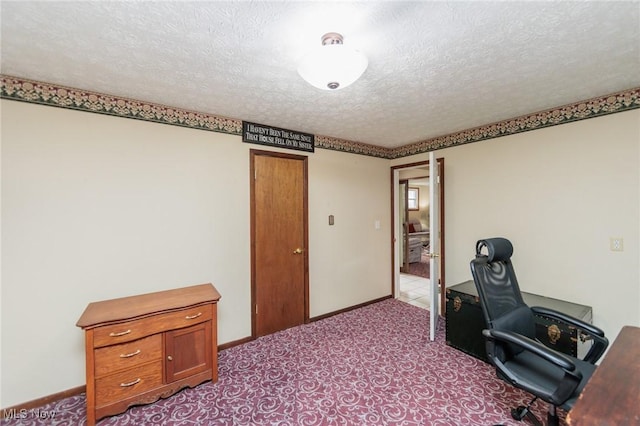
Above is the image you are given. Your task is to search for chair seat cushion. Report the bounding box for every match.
[504,350,596,410]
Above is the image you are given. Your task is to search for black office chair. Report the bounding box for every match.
[470,238,609,426]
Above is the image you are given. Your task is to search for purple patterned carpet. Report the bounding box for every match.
[4,299,565,425]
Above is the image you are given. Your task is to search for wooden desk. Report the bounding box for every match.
[567,325,640,426]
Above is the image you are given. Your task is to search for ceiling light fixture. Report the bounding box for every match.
[297,32,368,91]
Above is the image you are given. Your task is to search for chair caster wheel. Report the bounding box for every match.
[511,406,528,421]
[511,405,542,425]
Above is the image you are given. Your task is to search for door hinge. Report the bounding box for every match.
[255,304,258,315]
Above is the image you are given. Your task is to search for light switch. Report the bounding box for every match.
[610,237,623,251]
[329,215,334,226]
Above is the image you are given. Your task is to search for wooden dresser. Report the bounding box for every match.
[76,283,221,426]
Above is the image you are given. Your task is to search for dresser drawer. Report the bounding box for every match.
[93,305,212,348]
[95,360,163,407]
[94,334,162,377]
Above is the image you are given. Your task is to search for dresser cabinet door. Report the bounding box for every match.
[165,321,212,383]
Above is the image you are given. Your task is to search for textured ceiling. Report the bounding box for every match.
[1,1,639,148]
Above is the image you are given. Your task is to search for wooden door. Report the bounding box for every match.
[251,150,308,337]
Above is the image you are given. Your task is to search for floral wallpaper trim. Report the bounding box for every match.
[0,76,243,135]
[315,135,393,159]
[390,88,640,159]
[1,75,638,159]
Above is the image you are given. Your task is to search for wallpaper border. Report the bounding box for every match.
[391,88,640,159]
[1,75,638,159]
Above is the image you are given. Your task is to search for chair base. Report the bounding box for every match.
[546,408,560,426]
[512,405,542,426]
[510,402,560,426]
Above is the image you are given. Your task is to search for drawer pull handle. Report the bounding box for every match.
[120,349,141,358]
[120,378,141,387]
[109,329,131,337]
[185,312,202,320]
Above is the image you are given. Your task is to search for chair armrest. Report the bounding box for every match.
[530,306,604,336]
[531,306,609,363]
[483,329,576,371]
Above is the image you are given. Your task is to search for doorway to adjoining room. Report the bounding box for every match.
[392,158,445,316]
[398,170,431,310]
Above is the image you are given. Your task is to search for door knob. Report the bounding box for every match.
[293,248,304,254]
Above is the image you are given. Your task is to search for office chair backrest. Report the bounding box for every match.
[470,238,536,345]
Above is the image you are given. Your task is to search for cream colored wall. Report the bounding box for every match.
[308,149,391,315]
[394,109,640,343]
[0,100,391,407]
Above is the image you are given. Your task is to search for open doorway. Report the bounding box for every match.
[391,159,445,314]
[399,175,430,278]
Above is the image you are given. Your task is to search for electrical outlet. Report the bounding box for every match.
[610,237,624,252]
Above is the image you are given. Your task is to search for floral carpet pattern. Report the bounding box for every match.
[3,299,564,425]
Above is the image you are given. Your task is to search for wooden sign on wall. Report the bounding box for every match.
[242,121,314,153]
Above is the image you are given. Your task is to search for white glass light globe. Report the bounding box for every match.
[298,36,368,91]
